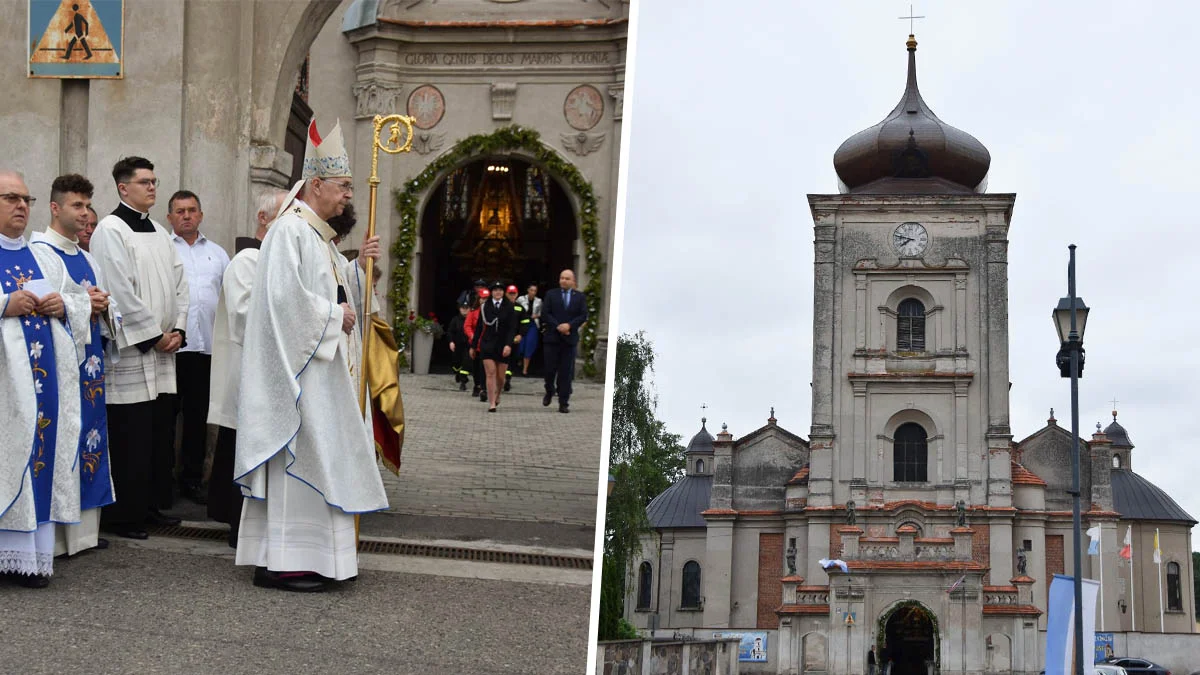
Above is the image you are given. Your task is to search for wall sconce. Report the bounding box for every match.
[1117,599,1127,614]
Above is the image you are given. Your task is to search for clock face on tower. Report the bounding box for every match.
[892,222,929,257]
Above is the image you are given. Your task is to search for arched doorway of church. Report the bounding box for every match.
[879,601,939,675]
[417,156,578,372]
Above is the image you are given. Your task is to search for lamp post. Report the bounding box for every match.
[1053,244,1090,675]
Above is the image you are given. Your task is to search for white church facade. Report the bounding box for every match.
[624,35,1196,675]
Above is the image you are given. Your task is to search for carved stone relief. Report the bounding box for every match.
[411,131,446,155]
[352,82,404,120]
[490,82,517,121]
[561,131,605,156]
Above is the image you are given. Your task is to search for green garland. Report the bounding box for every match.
[390,125,604,377]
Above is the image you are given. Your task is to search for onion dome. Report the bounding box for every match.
[685,418,715,455]
[1103,411,1133,448]
[833,35,991,194]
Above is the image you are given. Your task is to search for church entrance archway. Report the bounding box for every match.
[417,156,578,371]
[879,601,939,675]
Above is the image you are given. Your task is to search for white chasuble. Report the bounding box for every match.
[207,246,259,430]
[0,239,90,575]
[234,201,388,515]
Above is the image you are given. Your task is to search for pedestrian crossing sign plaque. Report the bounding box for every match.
[28,0,123,78]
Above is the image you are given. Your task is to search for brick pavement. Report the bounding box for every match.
[379,372,604,527]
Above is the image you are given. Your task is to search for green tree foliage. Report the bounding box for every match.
[598,332,686,640]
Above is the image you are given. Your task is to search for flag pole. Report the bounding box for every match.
[1130,526,1137,632]
[1098,526,1105,631]
[1155,528,1164,632]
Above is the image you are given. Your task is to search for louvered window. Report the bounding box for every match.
[897,299,926,352]
[893,423,929,482]
[681,561,702,609]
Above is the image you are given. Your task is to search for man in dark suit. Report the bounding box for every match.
[541,269,588,413]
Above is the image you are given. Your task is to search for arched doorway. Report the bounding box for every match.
[417,156,578,371]
[880,601,939,675]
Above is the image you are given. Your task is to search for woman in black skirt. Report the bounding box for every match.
[472,280,519,412]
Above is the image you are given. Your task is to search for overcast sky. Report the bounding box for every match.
[616,1,1199,550]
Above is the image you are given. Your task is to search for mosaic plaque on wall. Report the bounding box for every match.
[407,84,445,130]
[563,84,603,131]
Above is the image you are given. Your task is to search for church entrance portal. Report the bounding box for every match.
[881,602,938,675]
[418,156,578,372]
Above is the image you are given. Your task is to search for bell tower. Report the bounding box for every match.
[803,34,1017,586]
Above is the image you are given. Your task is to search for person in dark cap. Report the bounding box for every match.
[503,284,530,391]
[446,296,472,390]
[471,280,519,412]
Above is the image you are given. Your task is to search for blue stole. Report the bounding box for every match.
[1,247,61,523]
[36,243,114,510]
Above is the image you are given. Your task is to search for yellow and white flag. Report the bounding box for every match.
[1152,529,1161,564]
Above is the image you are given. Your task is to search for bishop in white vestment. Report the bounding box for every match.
[234,120,387,592]
[0,170,91,587]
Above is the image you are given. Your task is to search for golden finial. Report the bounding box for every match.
[907,34,918,50]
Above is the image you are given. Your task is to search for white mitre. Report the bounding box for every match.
[278,118,352,218]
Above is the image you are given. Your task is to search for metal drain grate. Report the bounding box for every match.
[358,540,593,570]
[146,524,593,570]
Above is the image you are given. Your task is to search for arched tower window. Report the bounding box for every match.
[1112,454,1121,469]
[894,422,928,482]
[696,458,706,473]
[1167,561,1182,611]
[897,299,926,352]
[637,562,653,610]
[681,561,702,609]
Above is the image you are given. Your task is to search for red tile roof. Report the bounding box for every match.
[787,467,810,485]
[1011,461,1047,486]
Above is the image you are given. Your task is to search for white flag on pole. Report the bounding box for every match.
[1087,526,1101,556]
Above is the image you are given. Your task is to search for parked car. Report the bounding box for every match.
[1100,657,1170,675]
[1095,664,1128,675]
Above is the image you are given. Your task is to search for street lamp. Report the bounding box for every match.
[1052,244,1088,675]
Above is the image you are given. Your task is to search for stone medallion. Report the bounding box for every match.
[563,84,604,131]
[407,84,445,130]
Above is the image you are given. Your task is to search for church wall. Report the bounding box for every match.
[666,531,708,630]
[0,3,63,210]
[308,0,359,170]
[808,195,1015,512]
[731,433,807,511]
[1019,428,1085,512]
[344,21,625,330]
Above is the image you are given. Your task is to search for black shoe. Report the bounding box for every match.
[559,403,570,414]
[459,382,467,391]
[147,510,181,527]
[253,567,328,593]
[179,483,207,505]
[106,526,148,540]
[15,574,50,589]
[542,392,553,407]
[488,407,497,413]
[96,538,110,550]
[472,386,481,396]
[479,391,488,402]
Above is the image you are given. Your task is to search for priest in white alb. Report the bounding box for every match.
[234,119,388,592]
[0,169,91,588]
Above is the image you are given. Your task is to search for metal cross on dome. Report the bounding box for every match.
[899,4,925,34]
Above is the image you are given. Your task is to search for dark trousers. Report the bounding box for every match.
[101,400,154,528]
[174,352,212,489]
[543,340,577,404]
[472,352,484,389]
[206,426,244,539]
[151,394,176,510]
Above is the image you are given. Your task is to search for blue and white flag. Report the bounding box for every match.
[1045,574,1100,675]
[818,558,849,574]
[1087,526,1101,556]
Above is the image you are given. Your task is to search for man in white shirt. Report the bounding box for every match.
[167,190,229,504]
